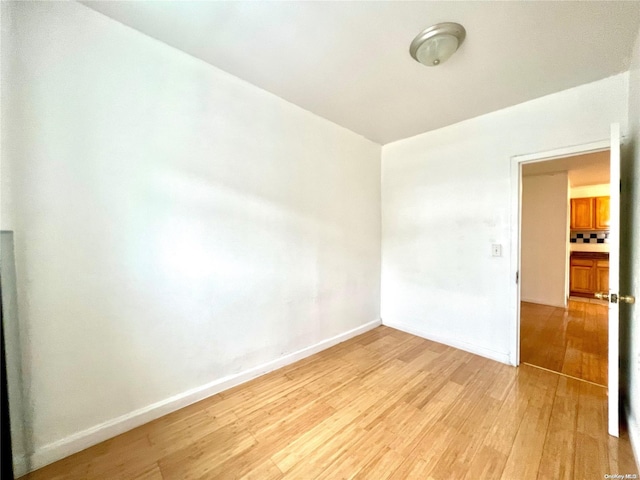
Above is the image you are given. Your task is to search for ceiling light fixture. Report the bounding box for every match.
[410,22,466,67]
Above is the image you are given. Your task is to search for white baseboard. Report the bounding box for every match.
[626,405,640,471]
[520,298,567,308]
[17,319,381,477]
[382,319,511,365]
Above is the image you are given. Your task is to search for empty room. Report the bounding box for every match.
[2,1,640,479]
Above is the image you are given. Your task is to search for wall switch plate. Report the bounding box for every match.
[492,244,502,257]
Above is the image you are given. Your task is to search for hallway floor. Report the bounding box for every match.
[520,299,607,386]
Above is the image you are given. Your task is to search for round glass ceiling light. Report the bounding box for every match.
[410,22,466,67]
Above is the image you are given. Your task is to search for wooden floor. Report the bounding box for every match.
[24,326,635,480]
[520,300,608,386]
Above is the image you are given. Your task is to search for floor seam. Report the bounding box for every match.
[521,362,606,388]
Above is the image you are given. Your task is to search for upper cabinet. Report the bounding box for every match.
[570,196,610,230]
[594,196,610,229]
[571,197,594,229]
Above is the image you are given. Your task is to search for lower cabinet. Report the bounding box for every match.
[569,252,609,298]
[595,260,610,293]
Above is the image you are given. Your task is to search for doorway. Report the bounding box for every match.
[514,146,611,386]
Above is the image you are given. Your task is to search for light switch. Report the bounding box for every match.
[492,244,502,257]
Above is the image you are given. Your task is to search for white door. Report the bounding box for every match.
[607,122,621,437]
[596,123,635,437]
[601,123,636,436]
[592,123,635,437]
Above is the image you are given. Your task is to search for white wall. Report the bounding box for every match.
[0,0,14,229]
[521,173,569,307]
[571,183,610,198]
[381,73,628,365]
[0,2,381,473]
[622,20,640,467]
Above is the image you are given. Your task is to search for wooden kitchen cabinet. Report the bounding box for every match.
[596,259,610,292]
[570,259,595,294]
[569,252,609,298]
[594,196,610,229]
[570,196,610,230]
[571,197,594,230]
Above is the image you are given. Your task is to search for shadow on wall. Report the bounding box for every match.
[620,139,636,407]
[1,231,33,473]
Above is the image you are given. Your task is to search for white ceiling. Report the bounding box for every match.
[522,150,610,187]
[81,1,640,145]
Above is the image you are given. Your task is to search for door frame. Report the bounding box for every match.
[509,139,612,366]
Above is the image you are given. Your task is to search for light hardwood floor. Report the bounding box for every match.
[23,326,635,479]
[520,300,608,386]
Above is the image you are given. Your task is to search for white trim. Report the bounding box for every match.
[383,319,511,365]
[13,456,28,478]
[509,156,522,366]
[608,123,621,437]
[509,138,611,368]
[520,298,567,309]
[16,319,381,476]
[626,405,640,469]
[512,139,612,164]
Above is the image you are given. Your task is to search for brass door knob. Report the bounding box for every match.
[594,292,635,304]
[619,295,636,304]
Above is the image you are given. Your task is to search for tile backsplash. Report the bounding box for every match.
[570,231,609,244]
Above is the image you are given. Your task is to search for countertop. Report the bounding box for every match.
[569,243,610,253]
[570,251,609,260]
